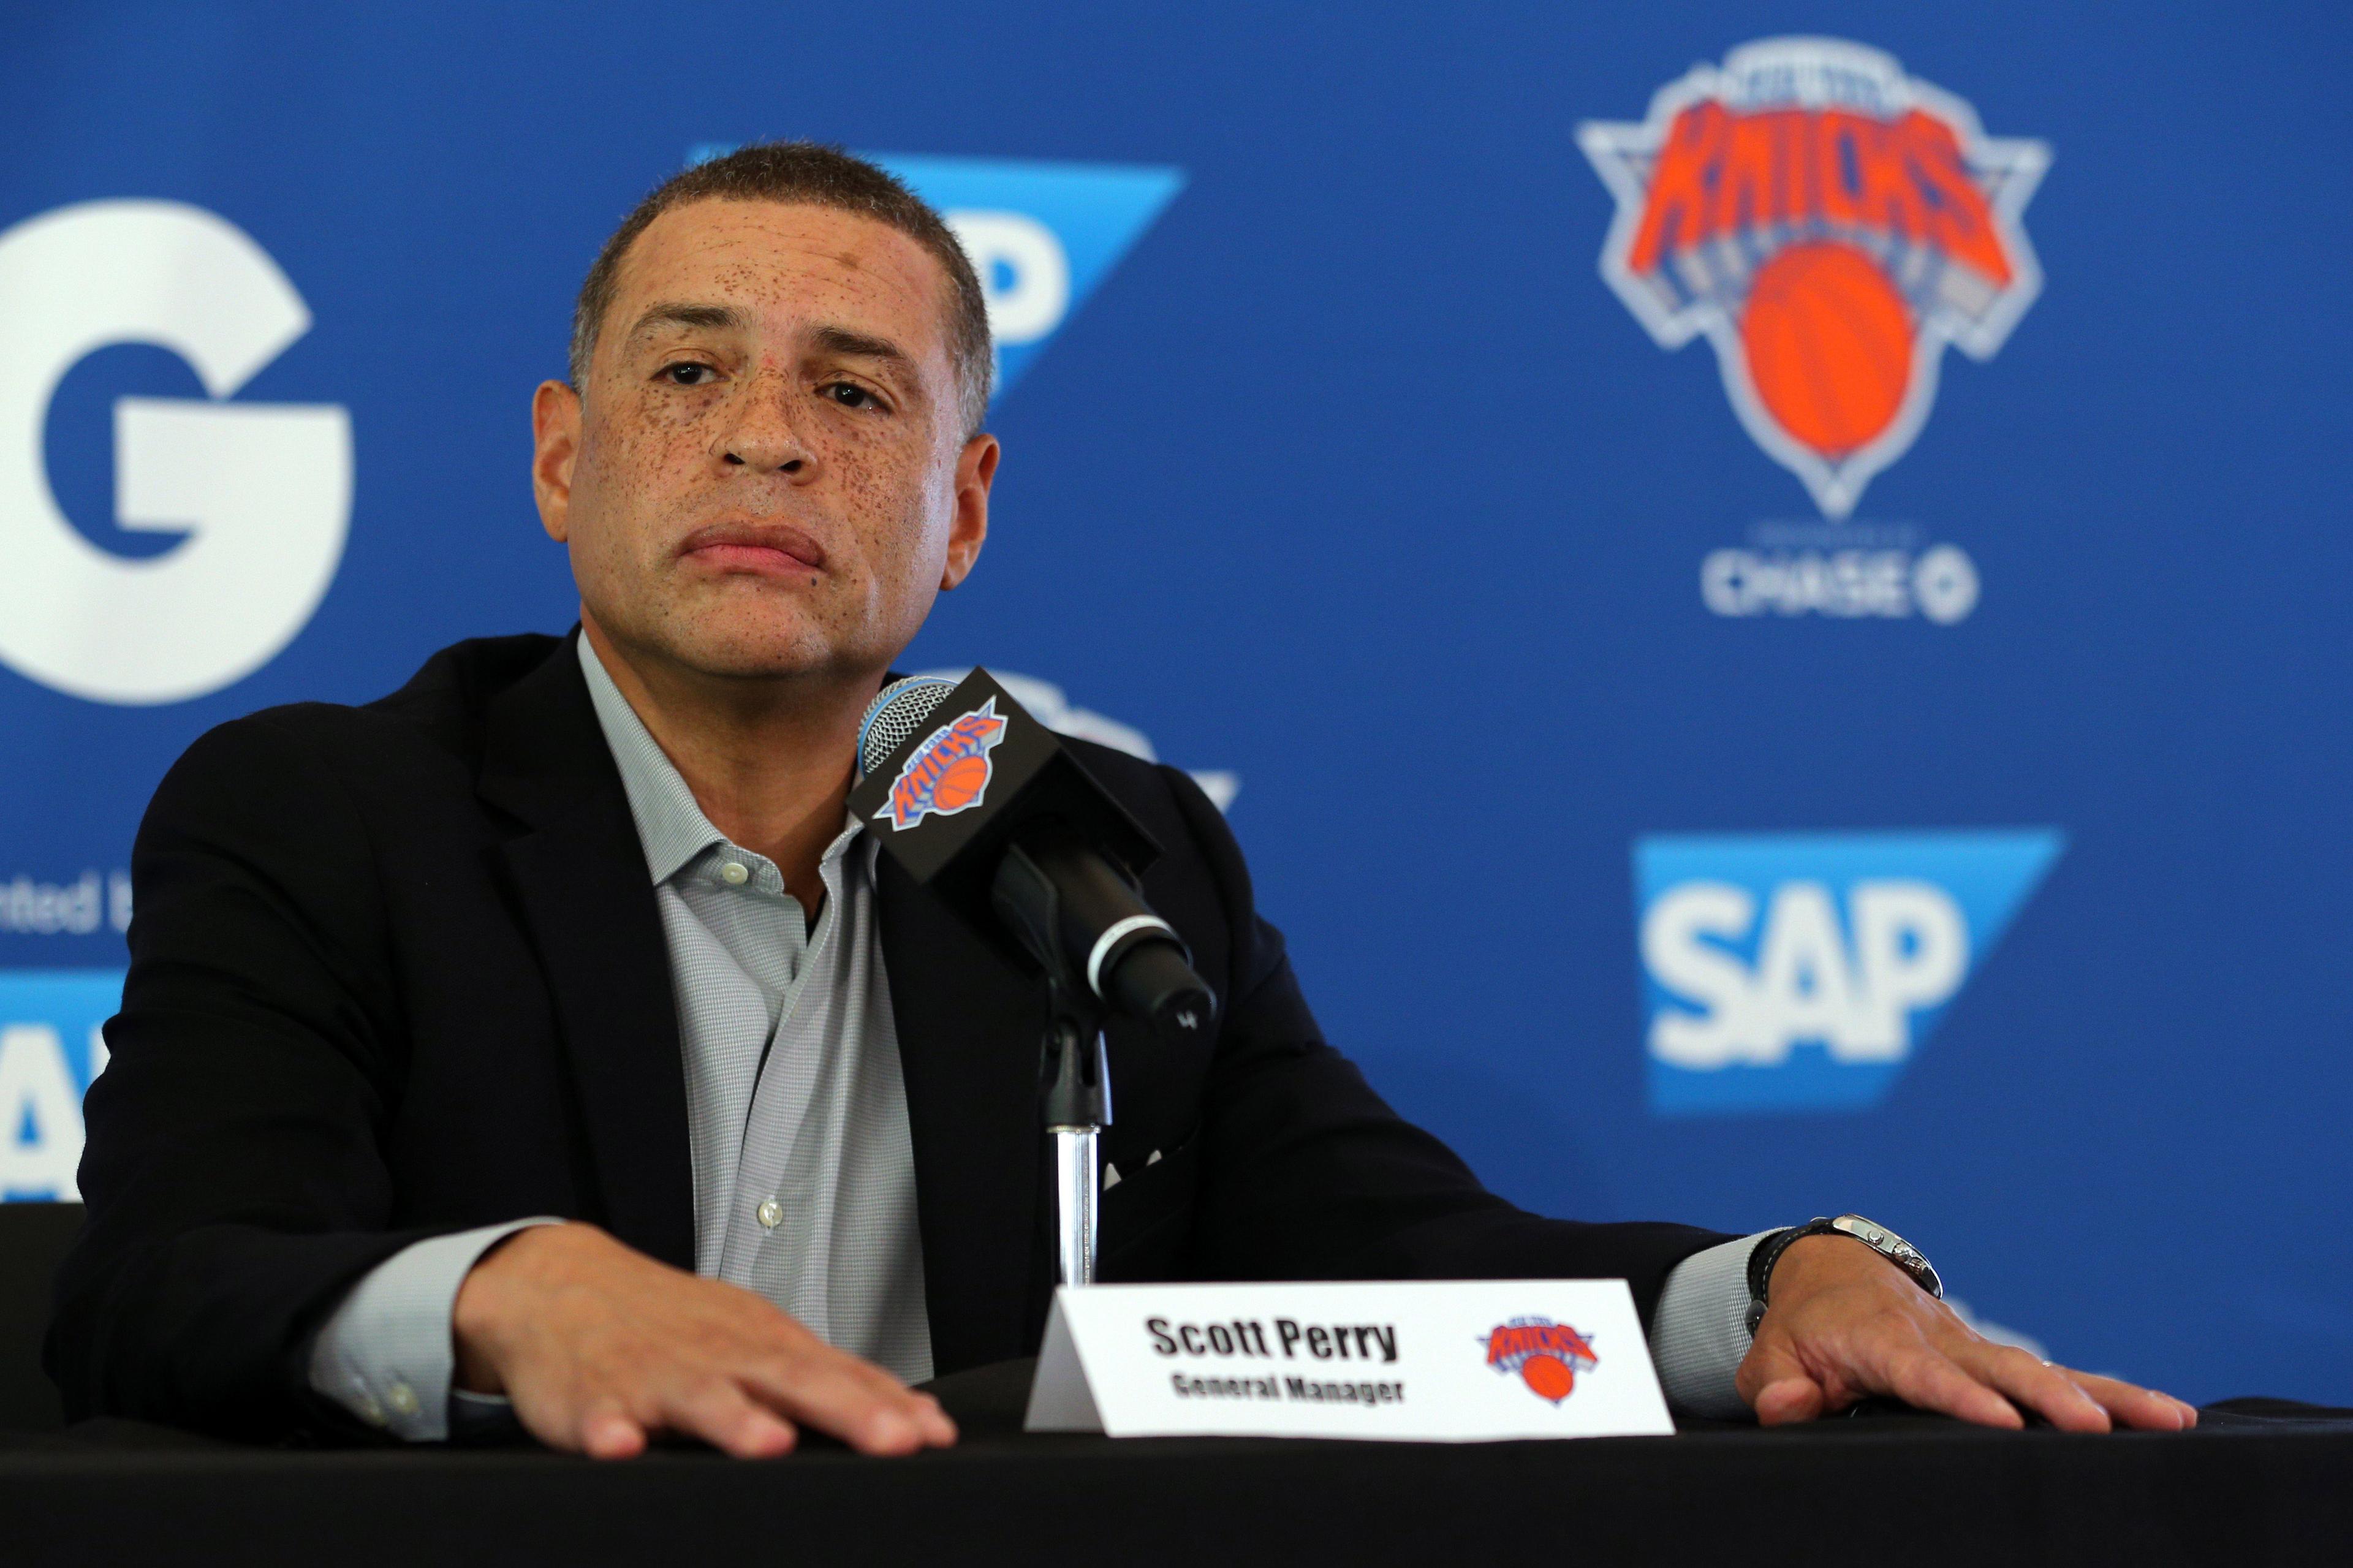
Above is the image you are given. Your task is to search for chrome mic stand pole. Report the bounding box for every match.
[1040,980,1110,1288]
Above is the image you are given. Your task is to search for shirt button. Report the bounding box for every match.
[386,1381,420,1418]
[756,1197,784,1230]
[720,862,750,886]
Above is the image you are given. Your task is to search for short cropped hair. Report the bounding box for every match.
[569,142,993,435]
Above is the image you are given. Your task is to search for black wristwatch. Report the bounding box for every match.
[1745,1214,1943,1336]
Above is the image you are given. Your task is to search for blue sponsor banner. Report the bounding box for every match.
[3,1,2352,1403]
[0,969,121,1201]
[1636,831,2064,1116]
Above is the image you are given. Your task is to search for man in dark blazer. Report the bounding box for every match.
[48,145,2192,1456]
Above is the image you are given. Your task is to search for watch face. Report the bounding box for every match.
[1832,1215,1942,1299]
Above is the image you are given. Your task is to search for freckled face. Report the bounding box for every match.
[540,199,990,684]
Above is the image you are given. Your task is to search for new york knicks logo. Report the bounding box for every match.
[1481,1317,1598,1405]
[878,699,1009,831]
[1579,38,2051,517]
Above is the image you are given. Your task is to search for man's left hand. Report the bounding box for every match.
[1736,1234,2199,1432]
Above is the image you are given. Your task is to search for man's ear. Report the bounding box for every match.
[532,381,582,542]
[940,432,998,591]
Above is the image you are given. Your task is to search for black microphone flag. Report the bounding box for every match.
[849,669,1215,1041]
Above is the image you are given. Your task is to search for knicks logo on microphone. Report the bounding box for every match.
[1481,1316,1599,1405]
[878,698,1009,831]
[1579,38,2050,517]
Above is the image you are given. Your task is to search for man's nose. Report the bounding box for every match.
[717,374,814,475]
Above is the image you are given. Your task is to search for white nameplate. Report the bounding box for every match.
[1024,1279,1673,1441]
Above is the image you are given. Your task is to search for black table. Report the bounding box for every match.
[4,1360,2347,1567]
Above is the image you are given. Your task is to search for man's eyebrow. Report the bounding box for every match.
[624,301,746,342]
[812,325,914,368]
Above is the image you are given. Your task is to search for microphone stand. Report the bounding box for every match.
[1039,974,1110,1289]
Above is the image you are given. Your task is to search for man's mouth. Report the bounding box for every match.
[677,520,828,575]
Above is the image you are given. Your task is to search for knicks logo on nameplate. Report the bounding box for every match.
[878,699,1009,831]
[1579,38,2050,517]
[1482,1316,1598,1406]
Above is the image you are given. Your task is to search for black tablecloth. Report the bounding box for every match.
[4,1360,2348,1567]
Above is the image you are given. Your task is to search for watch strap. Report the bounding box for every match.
[1745,1219,1836,1335]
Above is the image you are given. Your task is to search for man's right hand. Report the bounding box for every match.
[450,1222,957,1460]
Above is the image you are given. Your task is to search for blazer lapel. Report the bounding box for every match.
[477,636,696,1271]
[876,854,1055,1373]
[468,635,1051,1348]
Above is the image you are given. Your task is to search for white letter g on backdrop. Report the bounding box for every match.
[0,200,351,705]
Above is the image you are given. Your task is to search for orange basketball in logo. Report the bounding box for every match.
[1519,1354,1576,1403]
[1740,241,1913,458]
[931,753,992,812]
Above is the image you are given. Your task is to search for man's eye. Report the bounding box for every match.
[662,362,716,386]
[824,382,879,410]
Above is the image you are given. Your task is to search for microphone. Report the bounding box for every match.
[850,671,1216,1042]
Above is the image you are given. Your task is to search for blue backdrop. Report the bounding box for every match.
[3,2,2347,1406]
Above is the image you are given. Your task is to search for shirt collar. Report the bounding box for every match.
[577,634,873,887]
[577,634,730,884]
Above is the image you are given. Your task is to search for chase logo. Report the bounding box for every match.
[1635,830,2063,1115]
[689,146,1184,396]
[0,969,121,1200]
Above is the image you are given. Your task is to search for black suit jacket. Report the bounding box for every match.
[47,632,1729,1439]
